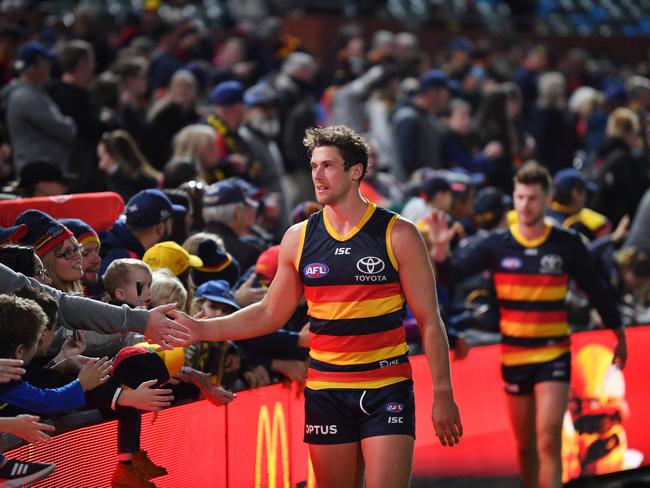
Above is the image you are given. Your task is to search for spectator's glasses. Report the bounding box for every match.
[34,266,49,281]
[56,244,82,260]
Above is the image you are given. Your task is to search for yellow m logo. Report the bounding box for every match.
[255,402,290,488]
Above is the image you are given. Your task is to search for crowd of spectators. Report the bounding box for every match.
[0,2,649,486]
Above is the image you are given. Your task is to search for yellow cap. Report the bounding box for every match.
[143,241,203,276]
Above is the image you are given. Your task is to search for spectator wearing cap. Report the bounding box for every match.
[143,240,203,292]
[203,80,252,182]
[47,39,110,193]
[145,70,199,169]
[1,41,77,175]
[0,224,27,245]
[547,168,611,241]
[14,210,82,294]
[392,68,452,177]
[99,188,187,281]
[182,232,241,290]
[444,36,474,83]
[472,187,511,232]
[593,107,648,226]
[60,218,102,293]
[238,82,290,233]
[12,160,75,197]
[401,172,453,223]
[202,178,263,272]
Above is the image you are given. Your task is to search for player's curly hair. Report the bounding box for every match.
[303,125,369,181]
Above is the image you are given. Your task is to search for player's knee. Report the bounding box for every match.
[537,430,562,458]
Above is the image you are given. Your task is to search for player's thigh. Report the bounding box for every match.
[534,381,570,440]
[361,434,414,488]
[309,442,364,488]
[506,391,537,449]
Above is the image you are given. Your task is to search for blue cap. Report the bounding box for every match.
[244,83,278,107]
[553,168,597,193]
[419,69,452,91]
[195,279,240,310]
[125,189,187,228]
[0,224,27,244]
[14,42,55,72]
[210,80,244,106]
[203,178,258,208]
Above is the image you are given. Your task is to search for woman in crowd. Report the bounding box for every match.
[98,130,162,201]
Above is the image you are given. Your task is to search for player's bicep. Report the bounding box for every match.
[391,218,440,322]
[263,224,305,319]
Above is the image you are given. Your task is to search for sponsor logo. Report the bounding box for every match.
[552,369,566,378]
[354,274,387,282]
[501,257,523,270]
[356,256,385,274]
[388,417,404,424]
[540,254,563,274]
[303,263,329,278]
[379,358,400,368]
[255,402,289,488]
[524,248,538,256]
[334,247,351,255]
[385,402,404,413]
[305,424,338,435]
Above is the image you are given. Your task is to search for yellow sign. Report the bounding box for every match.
[255,402,290,488]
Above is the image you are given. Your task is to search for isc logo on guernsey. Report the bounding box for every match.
[304,263,329,278]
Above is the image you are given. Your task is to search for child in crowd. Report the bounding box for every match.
[103,259,235,487]
[0,358,56,487]
[150,269,188,310]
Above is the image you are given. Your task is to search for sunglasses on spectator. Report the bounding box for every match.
[34,266,49,281]
[56,244,82,260]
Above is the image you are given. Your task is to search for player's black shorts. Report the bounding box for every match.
[502,352,571,396]
[303,380,415,444]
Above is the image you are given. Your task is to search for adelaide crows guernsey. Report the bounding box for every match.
[296,202,412,390]
[452,223,621,367]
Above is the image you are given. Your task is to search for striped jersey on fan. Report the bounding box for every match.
[296,202,411,390]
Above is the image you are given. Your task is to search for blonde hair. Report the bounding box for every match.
[173,124,216,165]
[151,268,188,309]
[537,72,566,110]
[103,258,152,298]
[147,70,197,122]
[41,238,84,294]
[100,130,162,182]
[606,107,640,139]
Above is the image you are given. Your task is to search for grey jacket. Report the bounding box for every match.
[0,263,148,335]
[2,80,77,173]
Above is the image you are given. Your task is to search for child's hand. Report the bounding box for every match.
[200,384,235,406]
[243,365,270,389]
[119,380,174,411]
[0,415,55,444]
[77,357,112,391]
[0,358,25,383]
[271,359,307,383]
[60,331,88,358]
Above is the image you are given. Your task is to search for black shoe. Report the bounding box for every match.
[0,459,55,487]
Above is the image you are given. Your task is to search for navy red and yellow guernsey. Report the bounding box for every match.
[296,201,411,390]
[450,222,621,367]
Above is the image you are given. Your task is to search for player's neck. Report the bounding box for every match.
[517,218,547,240]
[324,189,369,235]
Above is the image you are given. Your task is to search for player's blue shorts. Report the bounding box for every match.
[502,352,571,395]
[303,380,415,444]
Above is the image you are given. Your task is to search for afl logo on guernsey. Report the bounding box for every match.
[356,256,385,274]
[501,257,522,270]
[304,263,329,278]
[385,402,404,413]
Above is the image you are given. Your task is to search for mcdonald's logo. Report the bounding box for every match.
[255,402,290,488]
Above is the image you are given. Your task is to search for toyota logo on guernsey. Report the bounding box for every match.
[304,262,329,279]
[355,256,387,282]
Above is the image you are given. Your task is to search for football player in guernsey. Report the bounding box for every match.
[170,125,463,487]
[434,162,627,488]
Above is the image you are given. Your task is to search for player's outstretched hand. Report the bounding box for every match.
[432,394,463,447]
[145,303,191,349]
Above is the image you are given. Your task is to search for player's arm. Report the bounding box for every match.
[391,217,463,447]
[568,233,627,369]
[169,224,305,343]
